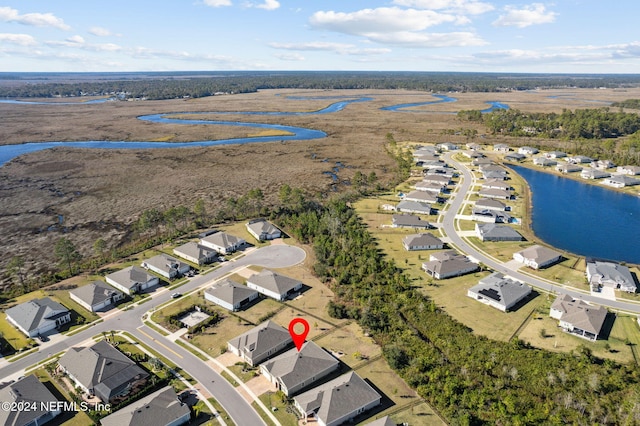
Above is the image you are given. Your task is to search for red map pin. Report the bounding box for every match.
[288,318,310,352]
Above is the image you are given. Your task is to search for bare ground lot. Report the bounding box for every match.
[2,88,640,290]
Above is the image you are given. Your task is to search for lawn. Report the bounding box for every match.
[313,322,381,368]
[190,315,256,357]
[466,237,531,263]
[270,307,335,341]
[374,401,446,426]
[231,297,283,325]
[0,313,34,354]
[31,368,94,426]
[257,393,298,426]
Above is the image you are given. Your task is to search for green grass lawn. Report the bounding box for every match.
[257,393,298,426]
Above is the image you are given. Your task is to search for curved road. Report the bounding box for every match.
[0,244,306,426]
[442,153,640,314]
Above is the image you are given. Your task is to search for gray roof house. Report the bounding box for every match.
[422,251,479,280]
[603,175,640,188]
[533,157,557,167]
[467,273,532,312]
[260,342,340,396]
[586,260,637,293]
[141,254,190,280]
[0,375,62,426]
[5,297,71,338]
[247,269,303,301]
[550,294,608,341]
[106,266,159,295]
[617,165,640,175]
[69,281,124,313]
[493,143,510,152]
[391,214,431,229]
[566,155,593,164]
[294,371,381,426]
[505,153,526,162]
[475,223,523,242]
[556,163,582,173]
[402,190,440,204]
[200,231,246,254]
[481,179,511,191]
[517,146,538,155]
[513,245,562,269]
[413,180,446,193]
[478,188,512,200]
[227,320,292,366]
[475,198,508,211]
[471,208,512,223]
[246,218,282,241]
[99,386,190,426]
[173,241,217,265]
[422,175,451,185]
[580,168,611,180]
[58,340,149,403]
[545,151,567,159]
[205,278,259,311]
[403,233,444,251]
[396,200,433,215]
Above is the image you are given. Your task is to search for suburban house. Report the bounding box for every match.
[396,200,433,215]
[467,273,532,312]
[414,153,439,163]
[471,208,512,223]
[260,342,340,396]
[472,158,493,166]
[402,233,445,251]
[173,241,217,265]
[545,151,567,159]
[205,278,259,311]
[293,371,381,426]
[592,160,615,170]
[413,181,446,193]
[478,188,512,200]
[475,223,523,242]
[422,251,479,279]
[466,142,482,150]
[422,175,451,185]
[425,167,456,178]
[391,214,432,229]
[481,169,509,180]
[227,320,292,366]
[419,159,446,169]
[617,165,640,175]
[436,142,458,151]
[200,231,246,254]
[58,340,149,403]
[246,269,303,301]
[566,155,593,164]
[513,245,562,269]
[246,218,282,241]
[463,150,483,159]
[0,375,62,426]
[556,163,583,174]
[518,146,539,155]
[481,179,511,191]
[550,294,608,341]
[475,198,509,211]
[504,153,526,162]
[99,386,190,426]
[586,260,637,293]
[493,143,510,152]
[603,175,640,188]
[533,157,557,167]
[403,190,440,204]
[580,169,611,180]
[141,254,190,280]
[69,281,124,312]
[5,297,71,338]
[105,265,159,295]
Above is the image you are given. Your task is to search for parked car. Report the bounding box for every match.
[171,292,181,299]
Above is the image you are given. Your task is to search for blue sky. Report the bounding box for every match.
[1,1,639,73]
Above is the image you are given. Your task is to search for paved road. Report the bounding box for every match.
[0,244,306,425]
[442,153,640,314]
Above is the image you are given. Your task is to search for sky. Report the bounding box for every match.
[0,1,639,73]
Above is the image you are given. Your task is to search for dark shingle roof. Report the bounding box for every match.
[205,279,258,306]
[228,320,292,364]
[5,297,69,334]
[100,386,190,426]
[247,270,301,296]
[70,281,123,307]
[0,375,61,426]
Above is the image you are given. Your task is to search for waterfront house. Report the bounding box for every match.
[505,153,526,162]
[227,320,292,366]
[402,233,445,251]
[533,157,557,167]
[200,231,246,254]
[173,241,217,265]
[0,375,62,426]
[391,214,432,229]
[475,223,523,242]
[478,188,513,200]
[556,163,582,174]
[481,169,509,180]
[481,179,511,191]
[593,160,615,170]
[293,371,381,426]
[475,198,509,211]
[513,245,562,269]
[69,281,124,312]
[246,218,282,241]
[586,260,637,293]
[603,175,640,188]
[260,342,339,396]
[617,165,640,175]
[141,254,190,280]
[566,155,593,164]
[205,278,259,311]
[422,251,479,279]
[246,269,303,301]
[5,297,71,338]
[550,294,607,341]
[471,208,512,223]
[580,169,611,180]
[105,266,159,295]
[100,386,190,426]
[467,273,532,312]
[58,340,149,403]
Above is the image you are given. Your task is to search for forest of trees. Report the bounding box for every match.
[3,71,640,100]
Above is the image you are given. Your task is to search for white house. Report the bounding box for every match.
[200,231,246,254]
[141,254,190,280]
[518,146,538,155]
[550,294,608,341]
[247,269,303,301]
[246,219,282,241]
[173,241,217,265]
[105,266,159,295]
[69,281,124,312]
[580,169,610,180]
[513,245,562,269]
[5,298,71,338]
[205,279,259,311]
[467,273,532,312]
[402,233,444,251]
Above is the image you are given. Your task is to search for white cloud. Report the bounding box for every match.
[45,35,121,52]
[392,0,494,15]
[269,41,392,56]
[0,6,70,30]
[368,31,486,47]
[203,0,232,7]
[89,26,118,37]
[274,52,304,61]
[255,0,280,10]
[493,3,557,28]
[0,33,37,46]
